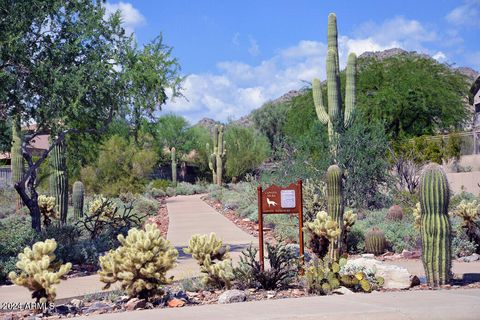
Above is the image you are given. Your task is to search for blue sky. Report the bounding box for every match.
[104,0,480,123]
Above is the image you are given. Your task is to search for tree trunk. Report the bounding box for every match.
[14,167,41,232]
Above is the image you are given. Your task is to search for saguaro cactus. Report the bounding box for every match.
[207,125,226,185]
[171,147,177,185]
[11,117,24,209]
[419,163,452,287]
[312,13,357,159]
[49,141,68,224]
[72,181,84,218]
[326,164,344,260]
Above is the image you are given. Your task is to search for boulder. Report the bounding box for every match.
[125,298,146,311]
[70,299,84,309]
[167,298,185,308]
[345,257,412,289]
[218,290,247,304]
[457,253,480,262]
[285,243,312,262]
[332,286,354,295]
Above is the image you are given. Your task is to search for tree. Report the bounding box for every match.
[252,102,289,148]
[0,1,182,231]
[224,126,270,181]
[153,114,193,163]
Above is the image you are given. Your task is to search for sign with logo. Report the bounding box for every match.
[257,180,304,270]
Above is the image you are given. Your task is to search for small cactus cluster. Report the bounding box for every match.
[326,164,344,260]
[206,125,226,185]
[304,257,345,294]
[419,163,452,287]
[452,200,479,225]
[8,239,72,303]
[72,181,84,219]
[312,13,357,158]
[412,202,422,229]
[11,117,24,209]
[183,233,234,289]
[99,224,178,299]
[49,141,68,224]
[305,211,340,258]
[171,147,177,185]
[343,210,357,232]
[87,195,117,221]
[38,195,57,228]
[365,227,386,256]
[387,205,403,221]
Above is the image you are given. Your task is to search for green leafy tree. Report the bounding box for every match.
[0,1,182,231]
[252,102,289,147]
[153,114,192,162]
[224,126,270,181]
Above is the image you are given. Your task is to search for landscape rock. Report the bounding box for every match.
[410,275,421,287]
[266,290,276,299]
[346,257,412,289]
[70,299,84,309]
[125,298,146,311]
[54,304,76,315]
[167,298,186,308]
[218,290,247,304]
[83,301,112,314]
[174,290,189,302]
[457,253,480,262]
[285,243,312,262]
[401,249,421,259]
[332,286,355,295]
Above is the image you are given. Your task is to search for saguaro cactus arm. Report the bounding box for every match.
[344,53,357,128]
[313,79,329,125]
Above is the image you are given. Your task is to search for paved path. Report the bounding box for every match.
[82,289,480,320]
[0,194,256,304]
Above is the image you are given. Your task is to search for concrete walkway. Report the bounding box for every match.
[83,289,480,320]
[0,194,256,304]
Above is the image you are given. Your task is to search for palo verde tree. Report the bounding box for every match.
[0,0,183,232]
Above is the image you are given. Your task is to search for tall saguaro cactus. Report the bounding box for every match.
[419,163,452,287]
[207,125,226,185]
[171,147,177,185]
[312,13,357,159]
[49,140,68,224]
[11,117,24,209]
[72,181,84,219]
[326,165,344,260]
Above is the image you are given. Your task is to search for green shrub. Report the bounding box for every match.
[131,195,160,217]
[175,182,195,195]
[149,179,173,191]
[0,187,18,219]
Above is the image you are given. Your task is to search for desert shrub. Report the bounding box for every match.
[183,233,234,289]
[166,187,176,197]
[0,186,18,218]
[149,179,173,191]
[302,179,327,222]
[234,243,298,290]
[452,235,478,258]
[178,276,205,292]
[99,224,178,299]
[9,239,72,303]
[131,194,160,217]
[175,182,195,195]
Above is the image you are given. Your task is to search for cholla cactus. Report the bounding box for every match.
[183,233,234,288]
[87,195,117,221]
[8,239,72,303]
[305,211,341,259]
[452,200,479,225]
[343,210,357,232]
[99,224,178,299]
[38,195,57,228]
[412,202,422,229]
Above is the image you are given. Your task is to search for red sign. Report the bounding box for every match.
[257,180,304,270]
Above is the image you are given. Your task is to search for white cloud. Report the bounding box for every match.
[104,2,146,35]
[164,16,445,123]
[248,36,260,56]
[232,32,241,46]
[433,51,447,62]
[446,0,480,27]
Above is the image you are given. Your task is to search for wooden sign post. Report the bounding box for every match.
[257,180,304,270]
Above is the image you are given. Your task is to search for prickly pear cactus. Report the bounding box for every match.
[419,163,452,287]
[183,233,234,288]
[49,141,68,224]
[326,164,344,260]
[8,239,72,303]
[72,181,84,219]
[304,257,346,295]
[99,224,178,299]
[365,227,386,256]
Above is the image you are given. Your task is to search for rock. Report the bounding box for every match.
[218,290,247,304]
[360,253,375,259]
[458,253,480,262]
[174,290,189,302]
[285,243,312,262]
[168,298,186,308]
[401,249,421,259]
[115,295,130,304]
[70,299,84,309]
[346,257,412,289]
[125,298,146,311]
[410,275,421,287]
[84,301,112,314]
[54,304,75,315]
[266,290,276,299]
[242,218,251,222]
[332,286,355,295]
[224,203,238,210]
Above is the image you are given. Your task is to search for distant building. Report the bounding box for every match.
[471,76,480,129]
[0,124,50,165]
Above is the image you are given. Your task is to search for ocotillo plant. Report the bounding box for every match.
[207,125,226,185]
[326,164,344,260]
[312,13,357,159]
[419,163,452,287]
[49,141,68,224]
[171,147,177,185]
[11,117,24,209]
[72,181,84,219]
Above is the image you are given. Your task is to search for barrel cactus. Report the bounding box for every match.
[312,13,357,159]
[72,181,85,218]
[207,125,226,185]
[11,117,24,209]
[419,163,452,287]
[326,164,344,260]
[99,224,178,299]
[49,141,68,224]
[9,239,72,303]
[387,205,403,221]
[171,147,177,185]
[365,227,386,255]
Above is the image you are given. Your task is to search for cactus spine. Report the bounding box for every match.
[72,181,84,219]
[171,147,177,185]
[207,125,226,185]
[11,117,24,209]
[365,227,386,255]
[419,163,452,287]
[326,165,344,260]
[312,13,357,159]
[49,140,68,224]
